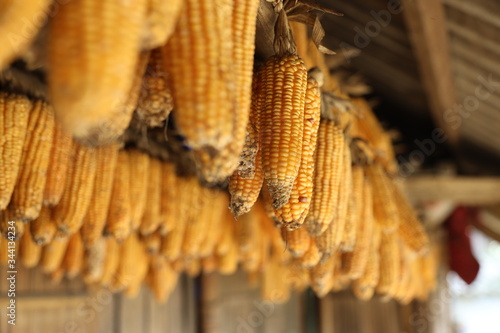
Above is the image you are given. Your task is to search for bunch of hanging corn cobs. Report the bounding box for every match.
[0,0,438,303]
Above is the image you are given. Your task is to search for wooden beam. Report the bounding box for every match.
[402,0,459,144]
[404,176,500,205]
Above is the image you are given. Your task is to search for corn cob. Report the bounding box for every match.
[376,232,401,296]
[82,238,106,284]
[142,0,183,49]
[366,163,399,232]
[62,232,84,279]
[40,237,69,273]
[283,227,310,257]
[140,157,162,235]
[124,251,149,299]
[394,187,430,255]
[48,0,148,142]
[142,230,162,255]
[105,151,132,242]
[305,120,344,236]
[0,92,31,209]
[163,0,236,152]
[0,0,52,69]
[11,101,54,221]
[80,144,119,247]
[182,184,211,257]
[340,165,363,251]
[300,238,321,268]
[30,206,56,246]
[159,161,177,234]
[275,77,321,228]
[136,48,174,127]
[185,257,202,277]
[311,254,336,297]
[259,53,307,209]
[128,150,150,231]
[20,226,41,268]
[49,267,65,284]
[100,238,120,287]
[201,255,218,274]
[229,149,264,217]
[261,257,291,303]
[147,256,178,303]
[53,143,97,236]
[235,209,259,255]
[199,192,229,257]
[217,241,239,275]
[342,178,374,279]
[0,208,24,241]
[0,237,13,265]
[215,210,236,257]
[43,123,73,206]
[112,233,144,291]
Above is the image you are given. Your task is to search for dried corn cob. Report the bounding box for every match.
[0,237,14,265]
[201,255,218,274]
[340,165,363,251]
[80,144,119,246]
[142,0,183,49]
[136,48,174,127]
[235,209,259,255]
[43,123,73,206]
[20,226,41,268]
[163,0,236,151]
[0,209,24,241]
[62,232,84,279]
[148,256,178,303]
[100,238,120,287]
[159,162,177,234]
[112,233,144,291]
[140,157,162,235]
[217,241,239,275]
[305,120,344,236]
[229,149,264,217]
[259,54,307,209]
[311,254,336,297]
[142,230,162,255]
[48,0,148,142]
[182,184,210,257]
[199,192,229,257]
[342,178,374,279]
[283,227,310,257]
[376,232,401,297]
[0,0,52,69]
[124,250,149,298]
[11,100,54,221]
[40,237,69,273]
[215,210,236,256]
[185,257,202,277]
[366,163,399,232]
[0,92,31,209]
[275,76,321,228]
[105,151,132,242]
[394,187,430,255]
[82,238,106,284]
[53,143,97,236]
[128,150,150,230]
[300,238,321,268]
[30,206,56,246]
[261,257,291,303]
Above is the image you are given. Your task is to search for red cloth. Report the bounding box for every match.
[445,206,480,285]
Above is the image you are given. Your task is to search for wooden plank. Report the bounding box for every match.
[405,176,500,205]
[402,0,458,143]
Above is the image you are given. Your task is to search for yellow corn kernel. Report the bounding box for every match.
[366,163,399,232]
[140,157,162,235]
[147,255,178,303]
[340,165,363,251]
[48,0,147,142]
[275,76,321,228]
[229,149,264,217]
[305,120,344,236]
[19,225,41,268]
[53,143,97,236]
[343,178,374,279]
[159,161,177,234]
[136,48,174,127]
[0,92,31,209]
[0,0,52,69]
[30,205,57,246]
[128,149,150,231]
[142,0,183,49]
[43,123,73,207]
[82,238,106,284]
[163,0,235,152]
[80,144,119,247]
[259,53,307,209]
[394,186,430,255]
[40,237,69,273]
[105,151,132,242]
[99,237,120,287]
[62,232,84,279]
[11,101,54,221]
